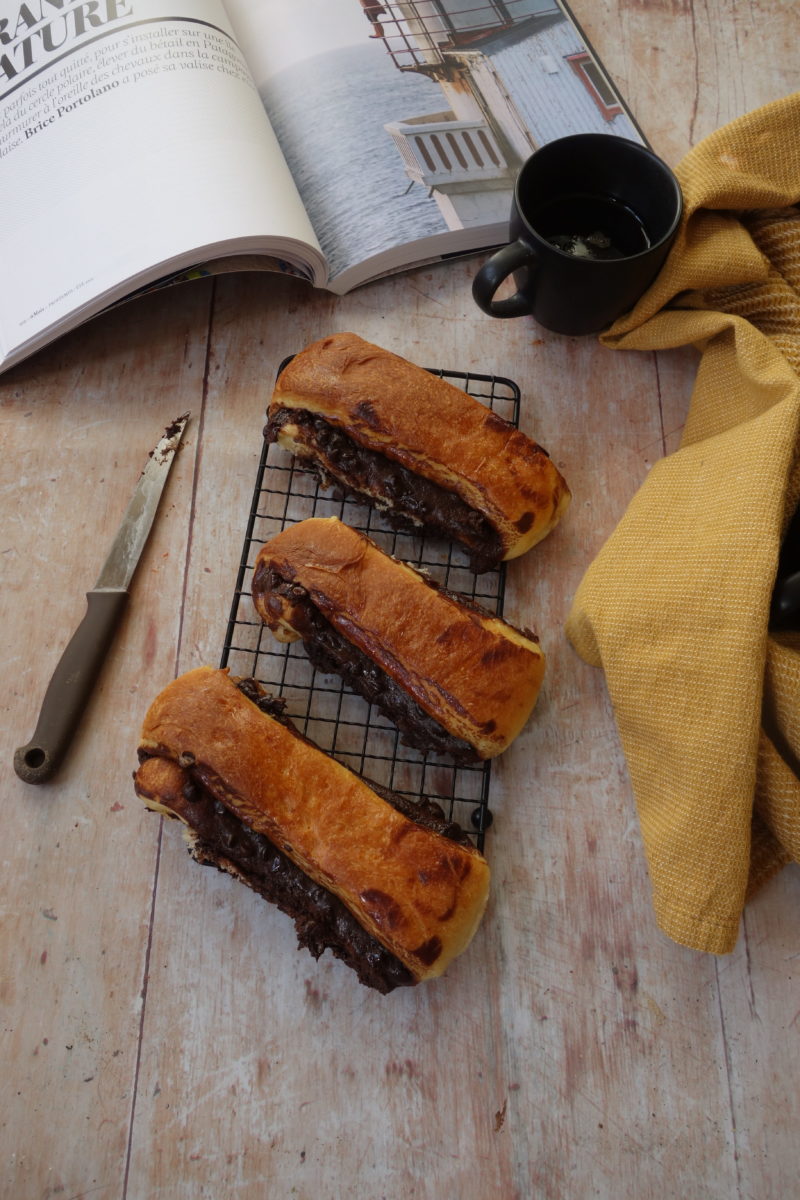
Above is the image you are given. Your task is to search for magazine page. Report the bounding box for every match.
[0,0,325,370]
[223,0,645,294]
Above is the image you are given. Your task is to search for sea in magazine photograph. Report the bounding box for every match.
[260,41,448,281]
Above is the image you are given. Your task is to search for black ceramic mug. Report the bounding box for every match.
[472,133,683,336]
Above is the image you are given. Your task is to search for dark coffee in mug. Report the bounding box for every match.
[534,193,651,260]
[472,134,683,336]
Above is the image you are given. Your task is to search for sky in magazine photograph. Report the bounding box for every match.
[224,0,448,279]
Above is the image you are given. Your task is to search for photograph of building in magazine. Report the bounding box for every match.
[0,0,644,373]
[229,0,645,286]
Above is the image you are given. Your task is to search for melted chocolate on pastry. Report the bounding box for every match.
[251,564,481,764]
[145,766,416,993]
[137,680,473,994]
[265,407,503,573]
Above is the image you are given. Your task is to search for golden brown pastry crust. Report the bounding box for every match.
[133,754,421,993]
[138,667,490,981]
[252,517,545,759]
[270,332,570,560]
[134,754,191,823]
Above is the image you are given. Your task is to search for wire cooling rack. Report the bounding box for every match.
[219,364,521,850]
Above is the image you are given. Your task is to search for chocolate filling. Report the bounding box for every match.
[252,564,481,764]
[138,680,473,995]
[265,406,503,573]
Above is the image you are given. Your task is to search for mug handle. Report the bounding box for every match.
[472,238,538,317]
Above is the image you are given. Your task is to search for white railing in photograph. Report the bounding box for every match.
[375,1,562,70]
[385,115,511,187]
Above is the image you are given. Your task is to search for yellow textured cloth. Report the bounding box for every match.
[565,93,800,954]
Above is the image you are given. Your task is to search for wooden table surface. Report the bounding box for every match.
[2,5,799,1198]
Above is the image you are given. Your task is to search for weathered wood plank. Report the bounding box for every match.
[0,285,212,1200]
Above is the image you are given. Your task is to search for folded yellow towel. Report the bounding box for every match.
[565,92,800,953]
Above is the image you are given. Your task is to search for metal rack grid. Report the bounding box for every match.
[220,365,521,850]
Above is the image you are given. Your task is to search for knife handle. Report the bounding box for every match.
[14,589,128,785]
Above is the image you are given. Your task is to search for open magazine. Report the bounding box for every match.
[0,0,645,373]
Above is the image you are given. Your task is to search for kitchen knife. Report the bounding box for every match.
[14,413,190,785]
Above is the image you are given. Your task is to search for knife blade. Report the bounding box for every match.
[14,413,190,785]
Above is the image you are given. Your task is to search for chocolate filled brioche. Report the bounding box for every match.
[134,667,490,991]
[135,753,417,994]
[252,517,546,762]
[265,332,570,573]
